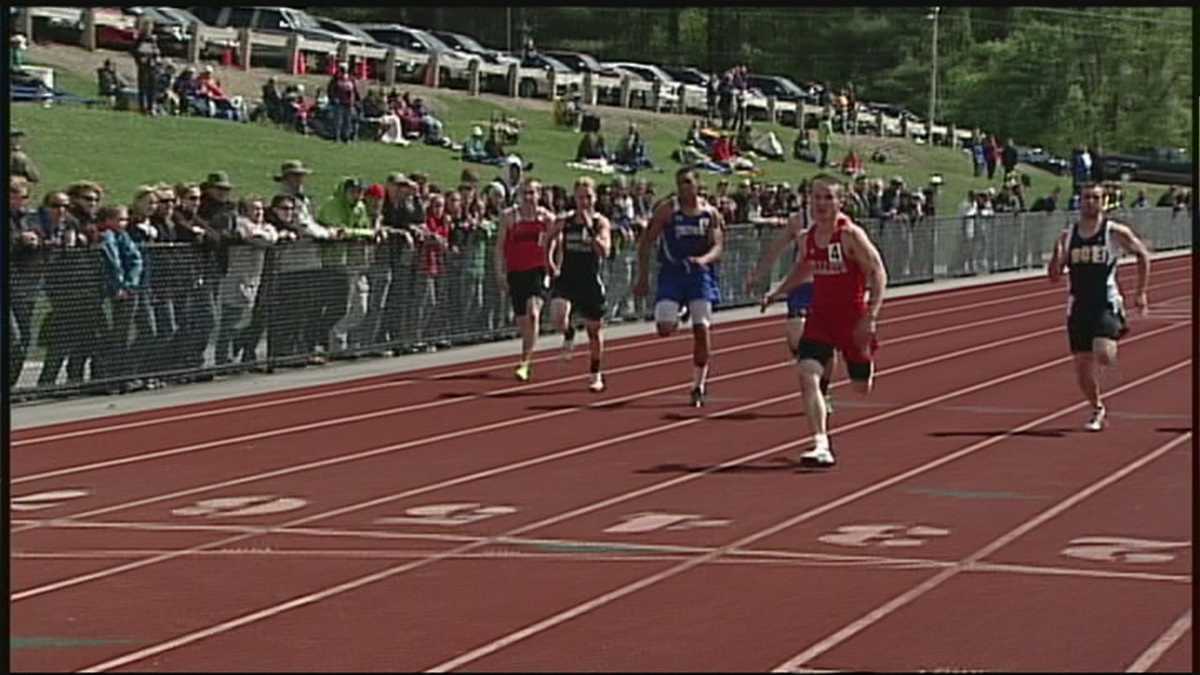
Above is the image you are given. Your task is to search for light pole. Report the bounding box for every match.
[506,8,512,54]
[928,6,941,144]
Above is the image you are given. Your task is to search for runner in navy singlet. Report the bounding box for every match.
[545,176,612,392]
[1048,183,1151,432]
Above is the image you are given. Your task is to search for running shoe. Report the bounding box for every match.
[514,362,532,382]
[679,305,691,325]
[799,445,836,468]
[824,393,835,415]
[690,385,706,408]
[588,373,606,393]
[1084,405,1106,432]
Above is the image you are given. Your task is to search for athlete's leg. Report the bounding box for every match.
[549,296,572,334]
[550,296,575,360]
[785,316,806,359]
[797,358,828,436]
[795,339,836,466]
[654,299,680,337]
[585,318,605,391]
[514,295,544,381]
[1093,336,1118,368]
[688,299,714,406]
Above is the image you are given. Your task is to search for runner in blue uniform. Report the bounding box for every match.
[634,167,725,407]
[1048,183,1151,431]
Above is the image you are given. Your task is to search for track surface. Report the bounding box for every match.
[9,257,1194,672]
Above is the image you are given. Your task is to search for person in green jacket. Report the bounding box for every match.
[316,177,378,355]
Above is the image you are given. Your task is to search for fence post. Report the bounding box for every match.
[384,48,396,88]
[285,33,301,75]
[767,96,778,125]
[506,62,519,98]
[238,28,252,70]
[424,52,440,88]
[582,70,595,105]
[876,109,884,137]
[619,74,632,108]
[18,7,34,41]
[650,80,661,112]
[335,40,349,69]
[187,21,204,64]
[467,58,480,96]
[547,68,557,101]
[81,8,97,51]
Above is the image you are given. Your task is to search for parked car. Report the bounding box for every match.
[432,30,517,67]
[746,74,814,104]
[661,65,709,88]
[604,60,697,111]
[187,6,351,66]
[500,52,576,99]
[147,6,235,56]
[359,23,475,80]
[310,16,389,51]
[548,50,621,78]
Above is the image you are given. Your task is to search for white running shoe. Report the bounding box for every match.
[1084,405,1107,432]
[588,373,605,393]
[799,445,836,468]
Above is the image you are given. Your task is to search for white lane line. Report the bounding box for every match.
[12,300,1122,537]
[17,280,1189,488]
[1125,608,1192,672]
[772,431,1194,672]
[424,361,1191,674]
[14,318,1147,598]
[17,280,1148,488]
[67,342,1189,672]
[17,258,1184,447]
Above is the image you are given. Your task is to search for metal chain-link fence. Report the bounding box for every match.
[8,207,1190,398]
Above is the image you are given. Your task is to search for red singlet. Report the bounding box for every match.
[802,214,872,362]
[504,216,547,273]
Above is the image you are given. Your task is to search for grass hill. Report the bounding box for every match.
[14,43,1138,218]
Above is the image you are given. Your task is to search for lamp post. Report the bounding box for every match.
[928,6,941,144]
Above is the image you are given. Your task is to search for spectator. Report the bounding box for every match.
[575,129,609,162]
[34,190,94,388]
[1030,186,1061,212]
[97,58,137,110]
[317,177,376,355]
[614,122,654,172]
[326,62,360,143]
[416,192,451,346]
[1130,189,1149,209]
[985,135,1000,180]
[462,125,490,163]
[9,129,41,184]
[1156,186,1177,208]
[971,139,986,178]
[266,193,332,365]
[215,196,278,366]
[839,149,863,176]
[817,113,833,168]
[130,20,162,115]
[94,204,143,390]
[126,185,166,389]
[355,183,392,351]
[273,160,319,229]
[958,189,979,275]
[1001,138,1019,181]
[9,177,40,387]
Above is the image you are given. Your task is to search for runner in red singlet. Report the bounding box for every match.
[495,179,558,381]
[763,175,888,467]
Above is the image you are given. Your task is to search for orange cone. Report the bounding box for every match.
[356,58,368,80]
[221,48,233,67]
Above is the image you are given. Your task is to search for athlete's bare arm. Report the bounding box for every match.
[845,224,888,320]
[494,208,515,291]
[1047,229,1071,283]
[1109,221,1151,312]
[591,213,613,259]
[763,255,816,309]
[543,215,566,276]
[746,212,804,292]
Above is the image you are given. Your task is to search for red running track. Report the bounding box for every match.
[9,256,1194,672]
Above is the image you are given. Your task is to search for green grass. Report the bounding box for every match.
[10,56,1099,218]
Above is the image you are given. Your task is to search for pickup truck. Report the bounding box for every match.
[1095,147,1192,186]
